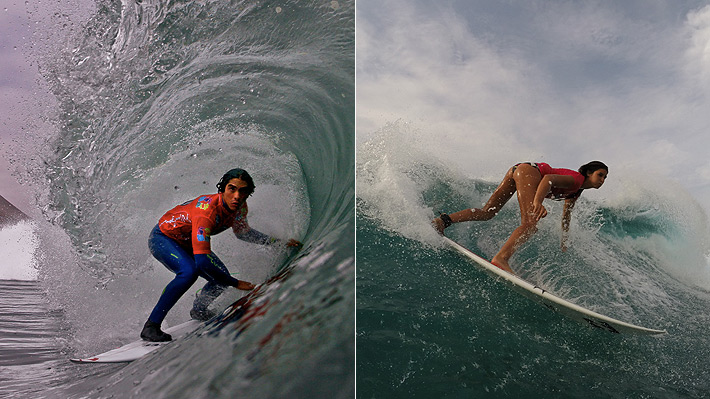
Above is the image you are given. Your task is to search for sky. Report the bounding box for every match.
[0,0,37,214]
[357,0,710,210]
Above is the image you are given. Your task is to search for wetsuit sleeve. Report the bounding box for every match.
[195,253,241,287]
[237,228,278,245]
[232,206,278,245]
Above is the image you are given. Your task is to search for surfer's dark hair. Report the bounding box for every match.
[217,168,255,193]
[579,161,608,178]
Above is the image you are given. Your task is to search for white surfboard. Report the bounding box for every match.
[443,237,666,335]
[70,320,202,363]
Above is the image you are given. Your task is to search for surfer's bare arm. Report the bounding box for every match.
[561,198,576,251]
[533,175,578,221]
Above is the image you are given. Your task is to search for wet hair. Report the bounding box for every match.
[562,161,608,200]
[216,168,255,193]
[578,161,608,178]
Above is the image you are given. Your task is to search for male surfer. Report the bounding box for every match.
[432,161,608,273]
[141,168,302,342]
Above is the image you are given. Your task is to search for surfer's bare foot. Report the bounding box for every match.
[491,256,514,274]
[432,217,445,235]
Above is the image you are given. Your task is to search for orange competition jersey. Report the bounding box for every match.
[158,193,248,255]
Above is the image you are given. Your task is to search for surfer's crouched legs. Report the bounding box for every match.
[490,164,542,273]
[432,167,518,235]
[146,225,229,332]
[144,225,202,341]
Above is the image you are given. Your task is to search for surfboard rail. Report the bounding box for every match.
[442,236,666,335]
[70,320,202,363]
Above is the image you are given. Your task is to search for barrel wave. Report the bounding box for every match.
[9,1,353,398]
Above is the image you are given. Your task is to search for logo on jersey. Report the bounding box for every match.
[196,196,212,211]
[197,226,211,242]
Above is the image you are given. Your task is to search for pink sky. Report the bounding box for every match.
[0,2,39,214]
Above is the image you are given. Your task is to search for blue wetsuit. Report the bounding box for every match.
[147,225,234,324]
[147,193,274,325]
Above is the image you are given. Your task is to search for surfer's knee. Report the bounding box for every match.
[175,268,199,285]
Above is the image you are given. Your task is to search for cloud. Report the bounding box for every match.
[357,1,547,169]
[685,5,710,88]
[357,0,710,206]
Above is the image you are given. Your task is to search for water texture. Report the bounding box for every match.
[357,123,710,398]
[5,1,354,398]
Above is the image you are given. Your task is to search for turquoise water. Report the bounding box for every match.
[7,1,353,397]
[357,124,710,398]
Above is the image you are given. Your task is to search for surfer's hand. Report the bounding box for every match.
[286,239,302,248]
[532,201,547,221]
[432,218,445,235]
[237,280,256,290]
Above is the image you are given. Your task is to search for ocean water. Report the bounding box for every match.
[4,0,353,398]
[357,123,710,398]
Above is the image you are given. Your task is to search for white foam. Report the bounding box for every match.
[0,220,39,280]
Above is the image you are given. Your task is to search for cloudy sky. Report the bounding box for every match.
[357,0,710,210]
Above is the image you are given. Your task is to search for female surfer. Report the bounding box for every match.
[432,161,608,274]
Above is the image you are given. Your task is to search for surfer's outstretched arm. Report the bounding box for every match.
[235,226,277,245]
[194,253,255,290]
[561,198,576,251]
[233,215,302,248]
